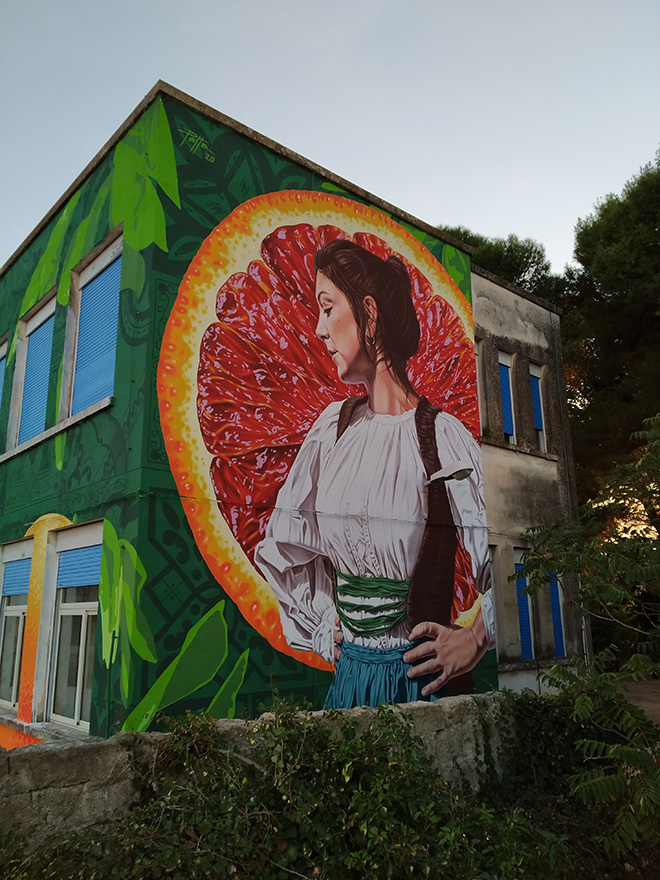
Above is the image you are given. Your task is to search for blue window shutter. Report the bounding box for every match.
[2,558,32,596]
[0,355,6,414]
[18,313,54,445]
[71,255,122,415]
[548,574,566,657]
[530,374,544,431]
[515,563,534,660]
[499,363,514,436]
[57,545,103,589]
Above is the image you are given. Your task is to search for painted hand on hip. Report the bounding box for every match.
[403,609,488,696]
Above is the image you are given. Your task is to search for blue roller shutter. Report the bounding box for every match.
[57,545,103,589]
[2,558,32,596]
[71,255,122,415]
[499,363,514,437]
[515,563,534,660]
[549,574,566,657]
[530,374,544,431]
[18,313,54,444]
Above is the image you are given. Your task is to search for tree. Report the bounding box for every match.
[518,417,660,857]
[564,151,660,500]
[440,149,660,501]
[438,225,563,302]
[520,414,660,657]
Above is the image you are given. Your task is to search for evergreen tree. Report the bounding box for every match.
[438,225,563,302]
[565,151,660,499]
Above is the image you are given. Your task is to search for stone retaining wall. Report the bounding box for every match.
[0,694,508,851]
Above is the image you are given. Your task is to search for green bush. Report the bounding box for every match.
[4,695,659,880]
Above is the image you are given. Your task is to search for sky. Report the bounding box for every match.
[1,0,659,274]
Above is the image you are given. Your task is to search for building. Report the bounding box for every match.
[473,267,586,689]
[0,82,584,748]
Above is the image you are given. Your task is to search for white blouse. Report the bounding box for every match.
[254,399,494,664]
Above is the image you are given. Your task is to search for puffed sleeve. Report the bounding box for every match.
[434,413,496,650]
[254,401,342,663]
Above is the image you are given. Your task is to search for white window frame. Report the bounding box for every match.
[47,522,102,731]
[498,351,516,444]
[6,295,56,450]
[59,235,122,422]
[529,363,547,452]
[0,539,33,709]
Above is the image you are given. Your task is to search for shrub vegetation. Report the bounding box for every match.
[2,686,659,880]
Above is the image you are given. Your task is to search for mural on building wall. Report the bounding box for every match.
[0,94,495,739]
[158,191,494,708]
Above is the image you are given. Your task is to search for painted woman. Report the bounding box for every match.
[255,239,495,707]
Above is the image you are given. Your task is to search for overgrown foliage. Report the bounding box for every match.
[515,416,660,862]
[546,653,660,857]
[520,414,660,656]
[3,693,659,880]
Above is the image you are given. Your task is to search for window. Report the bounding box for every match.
[67,239,122,417]
[0,548,32,708]
[529,363,546,452]
[498,351,515,443]
[514,552,566,661]
[12,298,56,446]
[50,542,101,728]
[548,574,566,658]
[514,551,534,661]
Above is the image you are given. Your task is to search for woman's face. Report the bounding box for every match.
[315,272,373,384]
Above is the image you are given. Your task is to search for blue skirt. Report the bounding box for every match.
[324,638,449,709]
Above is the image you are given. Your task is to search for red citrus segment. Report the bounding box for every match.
[197,221,479,615]
[453,536,480,621]
[159,192,480,667]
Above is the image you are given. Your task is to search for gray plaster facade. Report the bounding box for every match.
[473,267,587,689]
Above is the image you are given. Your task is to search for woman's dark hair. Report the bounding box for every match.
[314,239,420,391]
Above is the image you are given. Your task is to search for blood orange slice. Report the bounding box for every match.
[158,192,480,669]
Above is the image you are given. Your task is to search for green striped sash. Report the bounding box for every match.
[335,571,409,638]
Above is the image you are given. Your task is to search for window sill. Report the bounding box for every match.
[481,436,559,462]
[0,397,113,464]
[497,656,572,673]
[0,705,90,744]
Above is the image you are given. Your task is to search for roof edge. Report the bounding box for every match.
[0,82,165,278]
[471,262,563,316]
[1,81,473,279]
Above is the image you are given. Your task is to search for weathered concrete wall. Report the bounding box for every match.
[0,694,508,851]
[472,268,585,675]
[0,736,138,850]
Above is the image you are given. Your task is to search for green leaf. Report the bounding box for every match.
[110,99,180,254]
[56,214,91,306]
[21,191,82,315]
[56,176,113,307]
[119,539,156,664]
[120,243,146,299]
[145,99,181,209]
[8,191,82,361]
[206,649,249,719]
[99,520,122,667]
[122,601,229,733]
[441,244,471,296]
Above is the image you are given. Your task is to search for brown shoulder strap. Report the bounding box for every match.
[336,395,368,442]
[407,397,458,628]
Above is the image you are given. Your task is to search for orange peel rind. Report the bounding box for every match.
[158,191,474,670]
